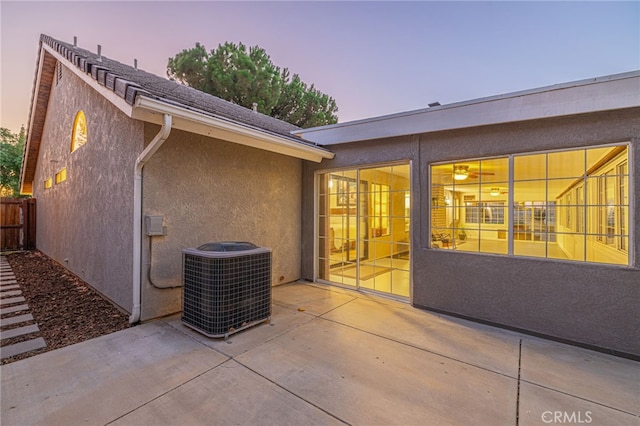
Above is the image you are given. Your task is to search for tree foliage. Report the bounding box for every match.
[167,42,338,128]
[0,127,25,197]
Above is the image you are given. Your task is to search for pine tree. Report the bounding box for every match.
[168,42,338,128]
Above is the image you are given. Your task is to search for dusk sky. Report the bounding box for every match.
[1,1,639,134]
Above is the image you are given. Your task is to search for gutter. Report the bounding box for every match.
[130,113,172,324]
[133,96,334,163]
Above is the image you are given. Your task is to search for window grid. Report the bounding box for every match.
[430,144,630,266]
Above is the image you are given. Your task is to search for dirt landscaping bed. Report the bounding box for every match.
[1,250,130,365]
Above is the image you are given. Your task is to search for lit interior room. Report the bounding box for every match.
[430,144,629,266]
[317,164,411,298]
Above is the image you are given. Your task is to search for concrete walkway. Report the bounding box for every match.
[1,282,638,425]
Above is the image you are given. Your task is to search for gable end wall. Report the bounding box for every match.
[32,61,144,312]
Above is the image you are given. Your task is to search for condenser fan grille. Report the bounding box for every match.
[182,243,272,338]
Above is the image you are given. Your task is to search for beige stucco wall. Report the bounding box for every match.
[31,61,143,311]
[140,126,302,320]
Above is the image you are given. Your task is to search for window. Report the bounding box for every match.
[465,202,505,224]
[71,111,87,152]
[44,178,53,189]
[371,183,390,237]
[55,168,67,184]
[430,144,630,265]
[575,185,584,233]
[618,161,628,251]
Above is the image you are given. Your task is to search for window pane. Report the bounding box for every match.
[479,157,509,183]
[586,237,628,265]
[432,163,454,185]
[514,180,545,203]
[514,239,546,258]
[515,153,545,180]
[586,146,614,170]
[548,150,584,179]
[552,232,585,261]
[479,230,508,254]
[391,164,410,191]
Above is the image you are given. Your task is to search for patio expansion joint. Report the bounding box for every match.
[104,357,234,426]
[232,357,352,426]
[319,313,520,381]
[518,379,639,417]
[164,313,351,424]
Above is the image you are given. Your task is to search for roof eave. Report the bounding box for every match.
[133,96,334,163]
[20,44,58,195]
[294,70,640,145]
[31,38,333,165]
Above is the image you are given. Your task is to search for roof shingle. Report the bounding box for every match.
[40,34,304,140]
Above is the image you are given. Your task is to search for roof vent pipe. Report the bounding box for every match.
[73,36,77,47]
[252,102,258,113]
[134,59,138,70]
[97,44,102,62]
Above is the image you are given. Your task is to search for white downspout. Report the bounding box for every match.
[130,113,172,324]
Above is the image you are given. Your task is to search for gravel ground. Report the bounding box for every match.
[1,250,131,365]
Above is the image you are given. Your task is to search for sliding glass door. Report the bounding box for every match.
[317,163,411,298]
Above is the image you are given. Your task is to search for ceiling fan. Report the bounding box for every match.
[453,165,495,181]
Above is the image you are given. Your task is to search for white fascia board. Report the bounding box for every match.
[42,44,134,118]
[296,71,640,145]
[133,96,334,163]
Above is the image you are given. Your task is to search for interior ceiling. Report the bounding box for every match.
[433,146,621,199]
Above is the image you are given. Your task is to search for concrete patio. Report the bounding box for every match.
[1,282,638,425]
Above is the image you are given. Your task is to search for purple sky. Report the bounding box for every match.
[1,1,639,134]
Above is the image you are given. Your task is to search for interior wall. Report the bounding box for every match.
[141,126,302,320]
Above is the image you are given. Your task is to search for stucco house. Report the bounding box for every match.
[21,35,639,358]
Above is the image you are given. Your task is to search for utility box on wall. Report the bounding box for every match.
[145,215,166,236]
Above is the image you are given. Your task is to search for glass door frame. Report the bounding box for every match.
[314,161,412,301]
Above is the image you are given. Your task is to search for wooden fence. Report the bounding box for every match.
[1,198,36,251]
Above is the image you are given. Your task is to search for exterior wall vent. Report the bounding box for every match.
[182,242,272,339]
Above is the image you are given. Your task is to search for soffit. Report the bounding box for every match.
[295,71,640,145]
[19,47,57,195]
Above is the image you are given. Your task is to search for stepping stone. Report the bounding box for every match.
[0,290,22,298]
[0,324,39,340]
[0,313,33,327]
[0,304,29,315]
[0,337,46,359]
[0,297,26,306]
[0,285,20,291]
